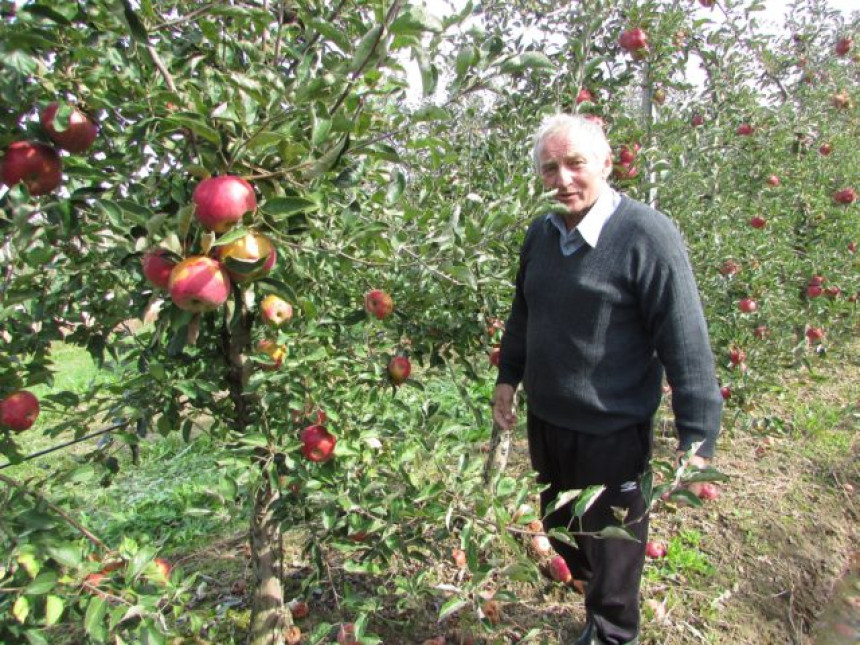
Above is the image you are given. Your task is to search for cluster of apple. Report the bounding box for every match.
[0,102,98,196]
[364,289,413,387]
[0,389,40,433]
[141,175,282,317]
[612,143,641,181]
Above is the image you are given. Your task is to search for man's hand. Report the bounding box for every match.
[492,383,517,431]
[676,450,710,497]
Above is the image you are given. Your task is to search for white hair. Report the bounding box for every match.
[531,114,612,174]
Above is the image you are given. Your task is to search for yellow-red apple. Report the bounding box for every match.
[40,102,99,154]
[0,390,40,432]
[216,230,276,282]
[142,249,177,289]
[260,294,293,326]
[364,289,394,319]
[1,141,62,196]
[168,256,232,313]
[388,356,411,386]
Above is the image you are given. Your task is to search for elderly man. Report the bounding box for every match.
[493,114,722,645]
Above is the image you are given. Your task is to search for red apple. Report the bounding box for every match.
[260,294,293,326]
[699,0,715,7]
[849,241,857,253]
[388,356,411,386]
[168,256,232,313]
[288,599,309,619]
[736,123,755,136]
[807,284,823,298]
[806,326,824,342]
[575,88,594,104]
[300,424,336,462]
[1,141,62,196]
[337,623,359,645]
[40,102,99,154]
[691,114,705,127]
[750,215,766,229]
[216,230,276,282]
[836,37,853,57]
[824,286,841,298]
[645,541,667,558]
[765,175,780,187]
[141,249,177,289]
[719,260,740,276]
[738,298,757,313]
[364,289,393,319]
[833,188,856,204]
[808,275,825,287]
[618,27,649,54]
[697,483,720,501]
[489,347,501,367]
[0,390,40,432]
[720,386,731,400]
[818,143,833,156]
[618,145,637,166]
[192,175,257,232]
[754,325,769,340]
[729,348,746,366]
[548,555,572,583]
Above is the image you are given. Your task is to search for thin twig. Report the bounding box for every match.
[0,472,109,551]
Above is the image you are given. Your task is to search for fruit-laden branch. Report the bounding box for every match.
[0,472,109,552]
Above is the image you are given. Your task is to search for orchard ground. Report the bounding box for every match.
[8,338,858,645]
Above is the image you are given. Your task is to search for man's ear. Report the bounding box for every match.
[602,153,613,179]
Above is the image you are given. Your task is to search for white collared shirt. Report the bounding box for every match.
[546,186,622,256]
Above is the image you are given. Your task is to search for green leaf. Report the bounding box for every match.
[47,543,83,569]
[499,52,555,74]
[21,4,73,25]
[412,106,451,123]
[455,45,478,78]
[350,24,384,73]
[263,196,318,217]
[306,135,350,179]
[390,6,443,35]
[164,115,220,145]
[573,485,606,518]
[25,571,59,595]
[595,526,639,541]
[438,597,468,621]
[119,0,149,42]
[12,595,30,623]
[84,595,107,641]
[45,595,64,626]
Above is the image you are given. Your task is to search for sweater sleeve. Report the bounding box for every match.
[496,221,538,388]
[634,214,723,457]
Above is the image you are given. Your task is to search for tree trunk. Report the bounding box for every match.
[222,303,292,645]
[248,478,292,645]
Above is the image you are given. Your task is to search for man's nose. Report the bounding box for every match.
[557,165,573,185]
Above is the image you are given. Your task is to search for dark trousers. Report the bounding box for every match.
[527,412,651,645]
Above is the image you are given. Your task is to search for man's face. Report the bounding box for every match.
[538,131,611,217]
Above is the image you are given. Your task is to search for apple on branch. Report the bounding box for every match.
[0,390,40,432]
[40,102,99,154]
[260,294,293,326]
[216,230,277,282]
[141,248,178,290]
[388,355,411,386]
[193,175,257,233]
[364,289,394,319]
[168,256,232,313]
[1,141,62,196]
[300,424,336,462]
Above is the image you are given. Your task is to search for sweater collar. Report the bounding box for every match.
[545,187,622,248]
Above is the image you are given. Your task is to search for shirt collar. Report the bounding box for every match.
[545,186,621,248]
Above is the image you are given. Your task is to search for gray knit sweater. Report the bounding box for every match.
[497,196,722,457]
